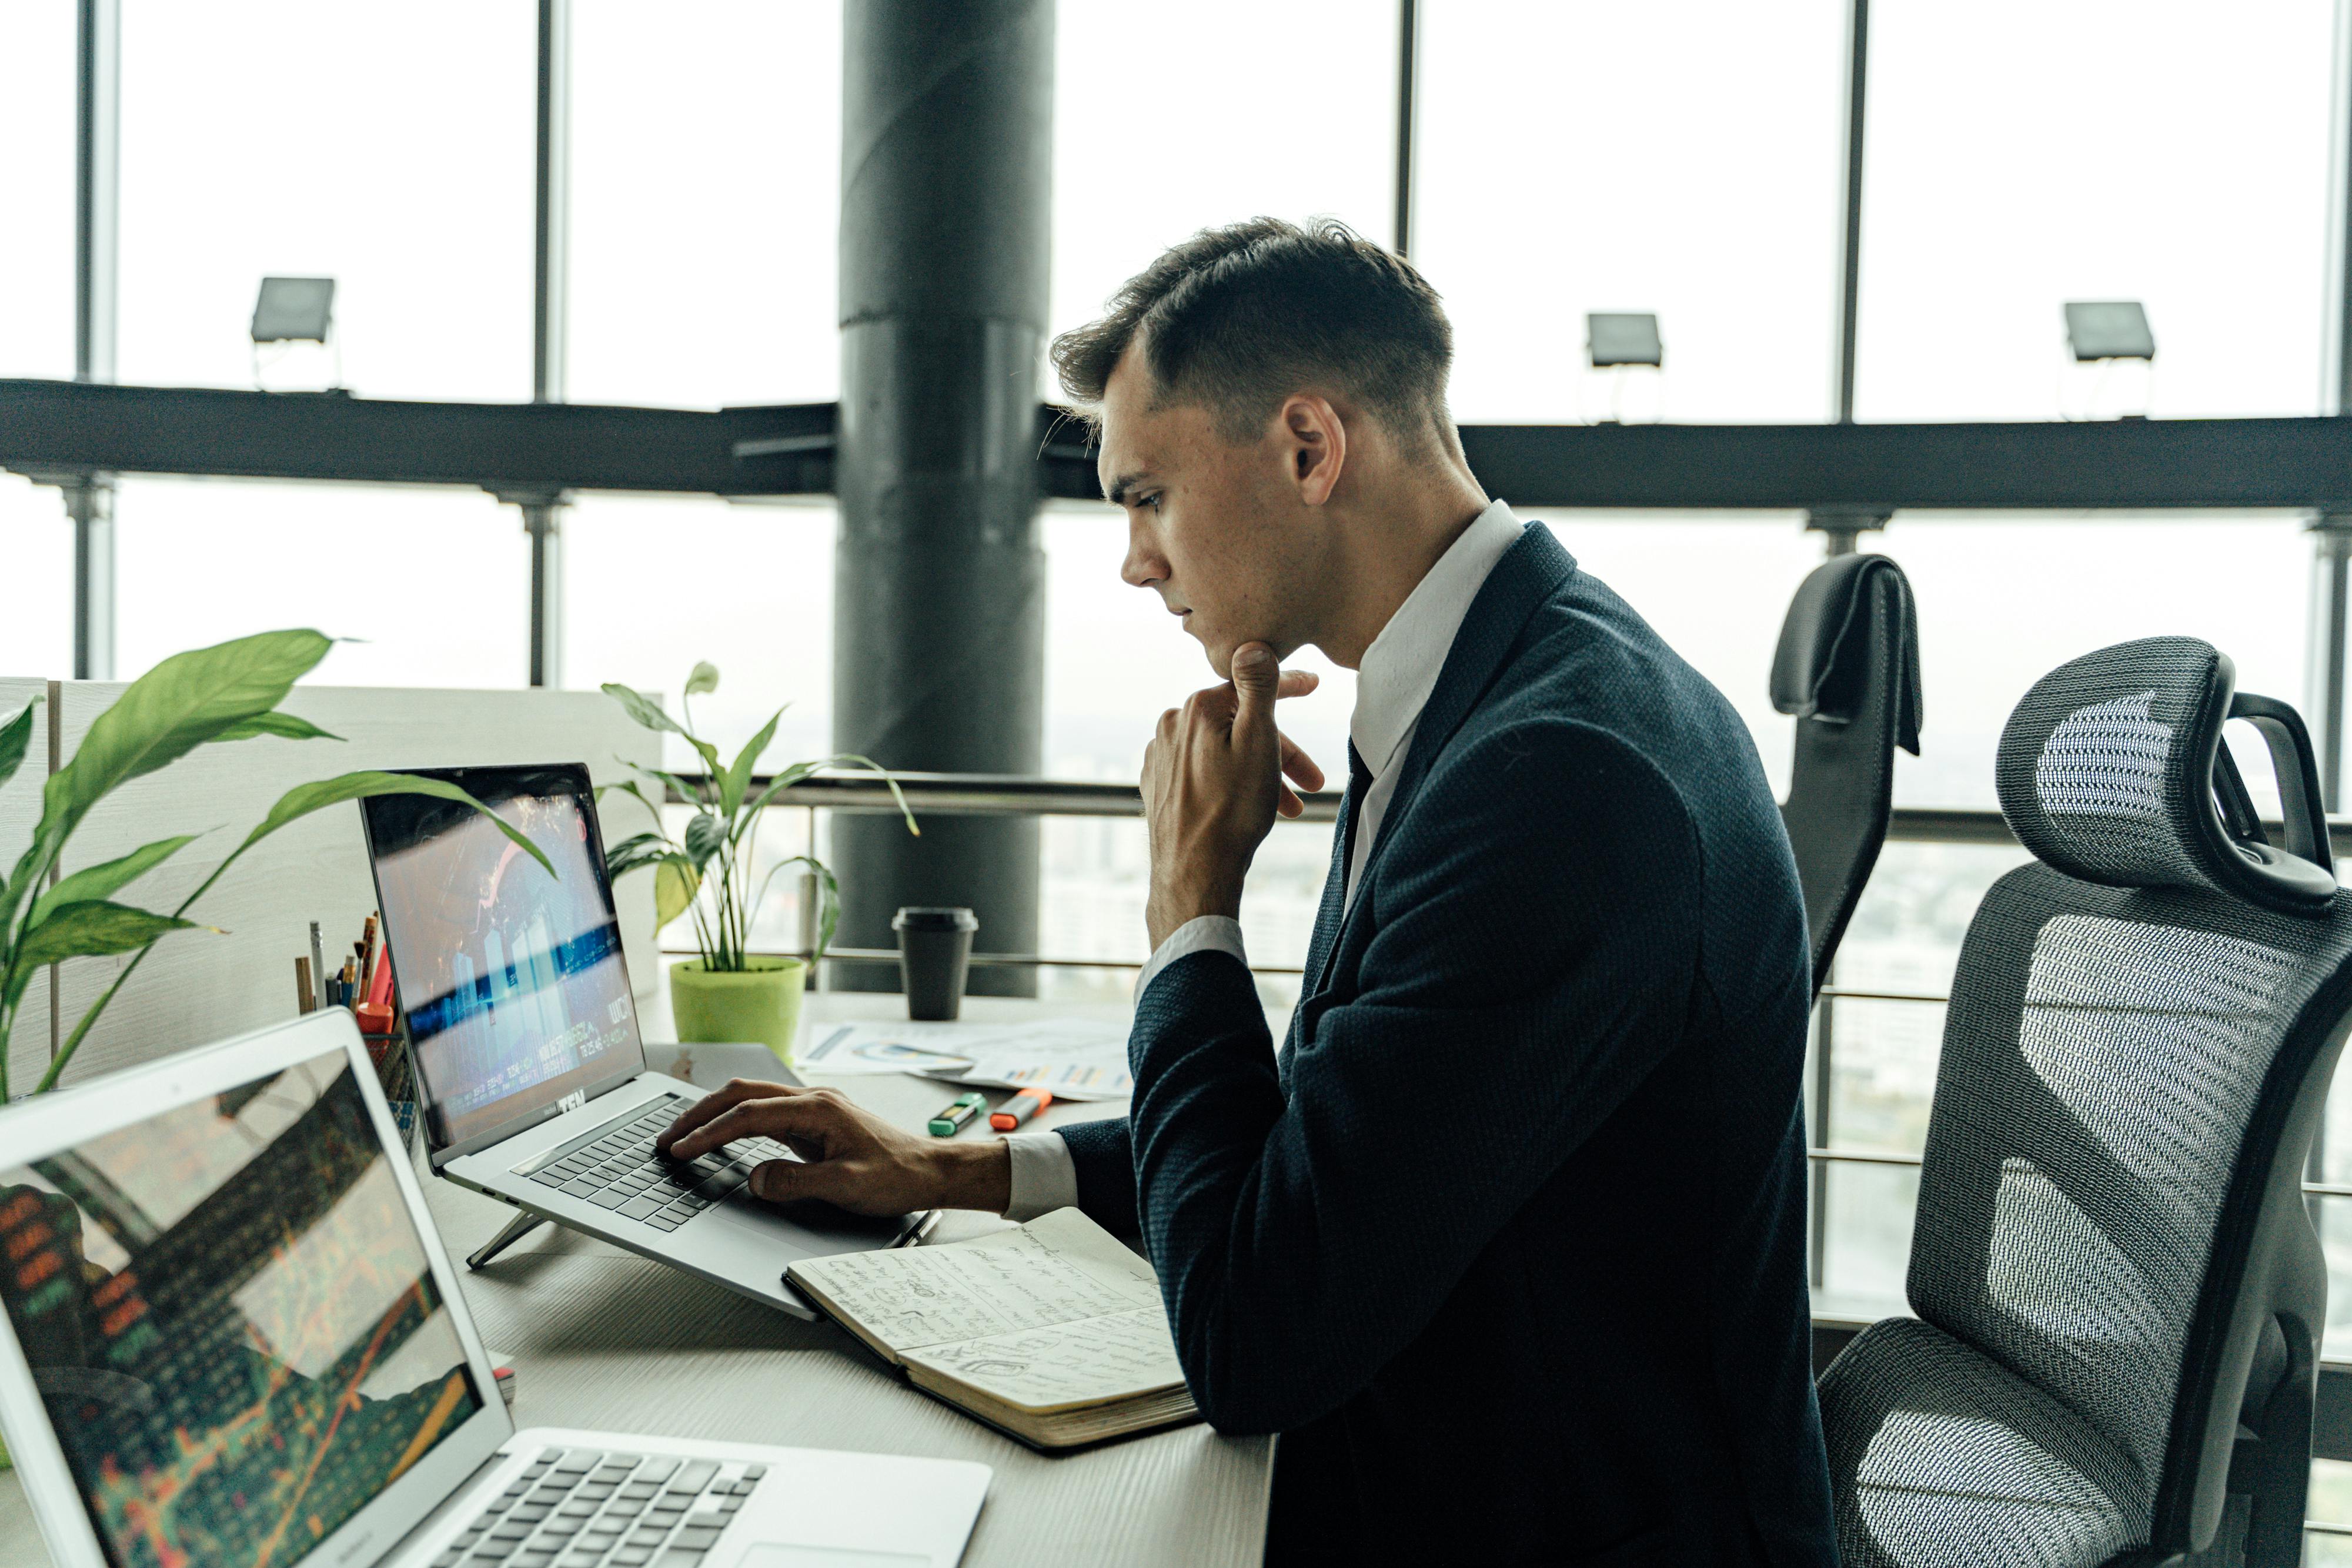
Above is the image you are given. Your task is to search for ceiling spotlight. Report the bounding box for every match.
[1587,312,1663,369]
[252,276,336,343]
[2063,300,2154,362]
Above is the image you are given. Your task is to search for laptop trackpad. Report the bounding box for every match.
[703,1189,911,1245]
[736,1550,927,1568]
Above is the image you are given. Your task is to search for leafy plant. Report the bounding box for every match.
[599,663,916,972]
[0,629,556,1100]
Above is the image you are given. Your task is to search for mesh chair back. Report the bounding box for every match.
[1822,636,2350,1566]
[1773,553,1922,990]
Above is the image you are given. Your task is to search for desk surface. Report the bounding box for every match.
[0,994,1275,1568]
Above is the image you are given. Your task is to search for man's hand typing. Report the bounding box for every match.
[656,1079,1011,1215]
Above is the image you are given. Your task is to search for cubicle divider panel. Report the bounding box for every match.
[0,678,52,1099]
[44,683,662,1091]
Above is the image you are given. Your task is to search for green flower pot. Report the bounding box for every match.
[668,956,807,1065]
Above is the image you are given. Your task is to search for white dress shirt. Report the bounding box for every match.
[1002,499,1528,1222]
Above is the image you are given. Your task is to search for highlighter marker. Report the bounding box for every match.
[990,1087,1054,1132]
[928,1092,987,1137]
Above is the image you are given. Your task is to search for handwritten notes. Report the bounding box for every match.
[789,1208,1160,1356]
[902,1308,1185,1413]
[786,1208,1198,1427]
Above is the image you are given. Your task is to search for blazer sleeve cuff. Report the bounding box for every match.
[1001,1130,1081,1222]
[1135,915,1248,1003]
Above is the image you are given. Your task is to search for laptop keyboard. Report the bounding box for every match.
[437,1446,761,1568]
[526,1099,792,1233]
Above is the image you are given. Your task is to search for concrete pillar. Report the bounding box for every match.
[831,0,1054,994]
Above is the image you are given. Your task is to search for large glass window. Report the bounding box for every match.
[563,495,836,770]
[1415,0,1847,424]
[1050,0,1399,385]
[112,479,527,686]
[567,1,841,410]
[115,1,535,402]
[0,476,74,676]
[0,4,76,381]
[1869,514,2311,808]
[1855,0,2337,422]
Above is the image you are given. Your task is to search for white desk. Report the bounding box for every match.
[0,994,1277,1567]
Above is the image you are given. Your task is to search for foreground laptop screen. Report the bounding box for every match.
[0,1050,483,1568]
[365,764,645,1152]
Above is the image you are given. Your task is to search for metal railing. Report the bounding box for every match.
[663,770,2352,1208]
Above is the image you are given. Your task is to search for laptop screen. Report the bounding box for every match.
[0,1049,485,1568]
[363,764,646,1154]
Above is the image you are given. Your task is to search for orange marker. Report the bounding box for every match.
[990,1088,1053,1131]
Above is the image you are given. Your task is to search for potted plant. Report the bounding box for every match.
[0,628,554,1471]
[598,663,914,1061]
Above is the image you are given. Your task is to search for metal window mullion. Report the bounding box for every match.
[519,0,572,690]
[70,0,120,682]
[1832,0,1869,423]
[1392,0,1420,258]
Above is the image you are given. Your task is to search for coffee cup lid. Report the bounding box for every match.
[893,906,978,932]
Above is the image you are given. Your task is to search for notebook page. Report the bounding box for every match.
[901,1306,1187,1413]
[790,1207,1161,1355]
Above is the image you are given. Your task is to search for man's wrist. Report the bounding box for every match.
[1147,873,1245,950]
[926,1138,1013,1213]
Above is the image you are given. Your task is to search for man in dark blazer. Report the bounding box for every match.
[663,219,1836,1565]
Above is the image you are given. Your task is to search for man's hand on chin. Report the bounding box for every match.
[1142,643,1326,951]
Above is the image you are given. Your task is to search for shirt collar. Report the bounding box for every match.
[1349,498,1525,779]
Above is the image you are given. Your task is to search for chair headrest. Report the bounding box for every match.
[1769,553,1922,754]
[1994,636,2336,914]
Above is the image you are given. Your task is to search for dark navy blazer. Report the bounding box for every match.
[1060,524,1836,1566]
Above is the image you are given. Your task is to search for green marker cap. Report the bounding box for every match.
[927,1091,987,1137]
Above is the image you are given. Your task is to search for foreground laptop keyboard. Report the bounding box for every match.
[439,1447,761,1568]
[527,1100,792,1232]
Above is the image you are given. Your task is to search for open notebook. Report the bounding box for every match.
[785,1207,1199,1449]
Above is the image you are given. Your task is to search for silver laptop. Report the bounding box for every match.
[359,763,926,1320]
[0,1009,990,1568]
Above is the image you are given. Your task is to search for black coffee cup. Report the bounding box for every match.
[893,907,978,1021]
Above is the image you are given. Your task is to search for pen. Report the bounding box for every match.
[989,1087,1053,1132]
[927,1092,987,1137]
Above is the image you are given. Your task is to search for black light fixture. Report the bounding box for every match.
[1587,312,1663,368]
[2063,300,2154,363]
[252,276,336,344]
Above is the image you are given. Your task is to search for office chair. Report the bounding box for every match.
[1815,637,2349,1568]
[1772,552,1922,994]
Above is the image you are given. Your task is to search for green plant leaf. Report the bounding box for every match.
[25,771,566,1096]
[30,834,200,930]
[637,765,709,811]
[3,630,335,947]
[603,831,673,884]
[602,681,686,738]
[17,901,207,972]
[594,777,666,827]
[212,711,343,743]
[738,753,920,840]
[720,708,783,817]
[654,855,700,931]
[235,773,556,878]
[0,696,39,794]
[682,811,727,868]
[684,661,720,697]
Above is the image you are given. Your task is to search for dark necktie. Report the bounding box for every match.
[1302,742,1374,1003]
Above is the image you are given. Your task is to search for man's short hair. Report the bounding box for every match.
[1050,217,1456,449]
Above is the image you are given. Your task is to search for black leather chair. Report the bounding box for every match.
[1772,552,1922,994]
[1816,636,2348,1567]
